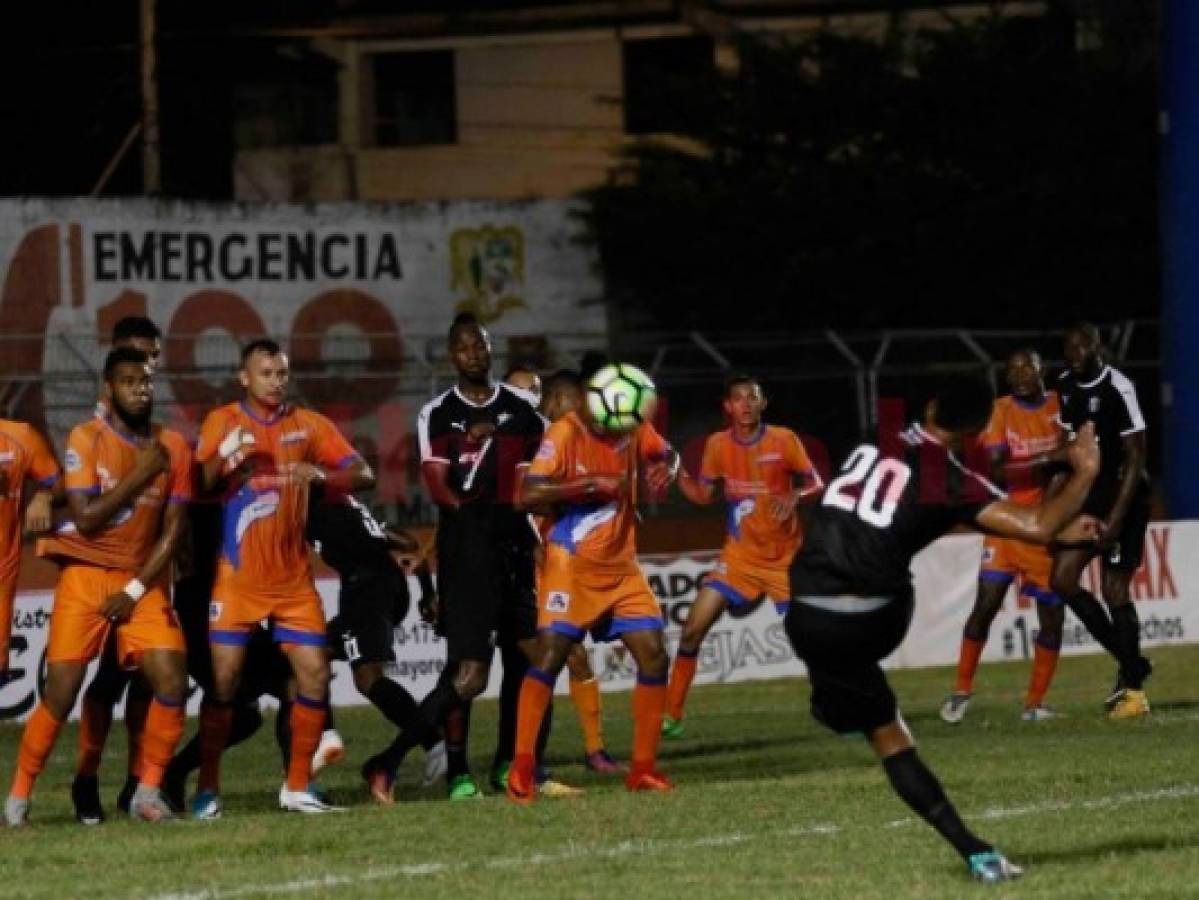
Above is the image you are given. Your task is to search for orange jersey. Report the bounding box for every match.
[195,403,360,587]
[527,412,671,574]
[38,416,192,571]
[981,393,1063,506]
[0,420,60,582]
[699,425,817,567]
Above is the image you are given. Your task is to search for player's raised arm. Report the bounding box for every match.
[67,436,169,538]
[975,422,1100,544]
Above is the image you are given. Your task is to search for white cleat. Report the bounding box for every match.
[129,786,175,823]
[1020,705,1059,722]
[278,784,344,814]
[310,729,346,777]
[939,692,972,725]
[422,740,448,787]
[4,796,29,828]
[191,790,222,821]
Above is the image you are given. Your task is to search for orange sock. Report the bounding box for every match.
[666,650,699,721]
[197,701,233,794]
[0,591,13,673]
[513,669,555,780]
[12,702,64,800]
[630,674,667,776]
[954,637,985,694]
[1025,640,1060,709]
[76,694,113,778]
[286,697,325,791]
[569,676,605,755]
[137,697,185,789]
[125,689,152,780]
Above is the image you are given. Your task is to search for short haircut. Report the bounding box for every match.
[544,368,583,393]
[931,375,995,433]
[241,338,283,366]
[103,346,150,380]
[579,351,612,383]
[448,312,484,343]
[1009,347,1043,368]
[723,373,761,397]
[503,363,539,381]
[111,316,161,344]
[1066,321,1101,345]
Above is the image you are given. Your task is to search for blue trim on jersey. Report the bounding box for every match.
[1012,393,1051,412]
[545,621,586,642]
[210,630,251,646]
[274,627,326,647]
[294,692,326,710]
[35,475,59,488]
[153,693,185,708]
[221,488,255,571]
[168,495,190,504]
[979,570,1015,585]
[547,502,606,553]
[527,666,557,687]
[333,454,359,470]
[636,672,668,687]
[773,599,791,615]
[725,501,745,540]
[676,646,699,659]
[707,578,750,607]
[66,486,100,496]
[1021,584,1063,608]
[604,616,664,639]
[730,423,766,447]
[238,400,288,426]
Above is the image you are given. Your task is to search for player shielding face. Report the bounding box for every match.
[6,348,191,825]
[783,375,1100,882]
[665,376,822,735]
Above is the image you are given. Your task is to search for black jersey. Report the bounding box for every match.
[1057,365,1147,513]
[417,383,543,534]
[791,423,1005,598]
[306,493,398,578]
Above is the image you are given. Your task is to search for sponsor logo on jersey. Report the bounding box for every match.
[280,429,309,445]
[546,591,571,613]
[756,452,783,462]
[209,601,223,622]
[235,491,281,543]
[65,449,82,473]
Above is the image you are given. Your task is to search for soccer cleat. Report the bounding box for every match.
[1020,705,1058,722]
[661,717,685,740]
[116,774,138,815]
[361,757,396,806]
[310,729,346,777]
[584,749,622,774]
[5,796,30,828]
[939,692,972,725]
[71,774,105,826]
[489,762,511,793]
[278,784,343,814]
[1108,689,1150,720]
[447,774,482,801]
[129,786,175,823]
[968,849,1023,884]
[422,741,448,787]
[506,765,536,806]
[538,778,584,799]
[191,790,222,821]
[625,769,674,793]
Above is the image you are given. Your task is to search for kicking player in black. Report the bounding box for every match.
[785,377,1101,883]
[1050,322,1153,718]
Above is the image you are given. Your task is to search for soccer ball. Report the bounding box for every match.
[586,363,658,434]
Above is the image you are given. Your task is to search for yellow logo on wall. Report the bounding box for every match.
[449,225,527,324]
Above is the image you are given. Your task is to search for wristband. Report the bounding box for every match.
[124,579,147,602]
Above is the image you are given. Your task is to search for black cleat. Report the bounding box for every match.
[71,774,104,826]
[116,775,139,815]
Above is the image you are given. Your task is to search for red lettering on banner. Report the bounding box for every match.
[1152,527,1177,599]
[1130,556,1154,599]
[165,290,267,415]
[0,224,61,429]
[375,403,413,504]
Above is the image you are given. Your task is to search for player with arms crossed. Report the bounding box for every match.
[7,348,192,825]
[192,339,374,817]
[507,377,681,803]
[785,377,1101,882]
[666,374,822,736]
[941,349,1066,723]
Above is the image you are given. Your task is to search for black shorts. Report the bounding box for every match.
[784,591,914,736]
[327,569,409,669]
[1102,488,1152,574]
[437,519,537,663]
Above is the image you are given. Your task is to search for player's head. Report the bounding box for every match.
[103,347,154,425]
[926,375,994,447]
[722,374,766,430]
[448,313,491,383]
[504,364,542,406]
[1005,348,1045,400]
[1063,322,1103,377]
[239,338,289,409]
[542,369,584,421]
[111,316,162,372]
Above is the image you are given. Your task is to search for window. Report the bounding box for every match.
[370,50,457,147]
[622,36,715,135]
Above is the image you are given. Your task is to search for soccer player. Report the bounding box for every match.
[1051,323,1153,718]
[941,349,1066,723]
[6,347,192,825]
[73,315,165,824]
[506,376,682,803]
[785,376,1101,882]
[192,338,374,817]
[665,374,822,736]
[0,419,59,681]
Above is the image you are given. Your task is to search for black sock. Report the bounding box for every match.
[446,700,472,779]
[1110,604,1146,688]
[494,643,527,769]
[367,677,420,731]
[882,749,991,861]
[378,676,459,772]
[1064,589,1120,658]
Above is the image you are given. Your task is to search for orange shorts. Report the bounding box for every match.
[47,565,184,666]
[704,547,792,613]
[539,545,662,642]
[980,535,1060,606]
[209,563,327,648]
[0,573,16,669]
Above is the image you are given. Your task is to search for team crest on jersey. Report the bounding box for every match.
[1088,396,1101,413]
[982,545,995,563]
[208,601,223,622]
[535,439,555,461]
[546,591,571,613]
[65,448,82,473]
[496,412,513,427]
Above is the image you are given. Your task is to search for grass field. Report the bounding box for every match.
[2,646,1199,899]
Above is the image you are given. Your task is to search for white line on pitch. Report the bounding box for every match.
[148,783,1199,900]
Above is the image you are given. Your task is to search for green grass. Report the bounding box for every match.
[3,647,1199,899]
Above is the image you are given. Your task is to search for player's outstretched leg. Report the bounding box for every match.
[128,649,187,823]
[1022,600,1064,720]
[7,662,86,827]
[621,628,672,793]
[164,703,263,812]
[941,576,1008,724]
[664,586,727,738]
[1102,569,1151,719]
[507,632,574,805]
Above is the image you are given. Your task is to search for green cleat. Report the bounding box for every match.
[968,850,1023,884]
[489,762,511,793]
[661,716,685,740]
[448,774,483,801]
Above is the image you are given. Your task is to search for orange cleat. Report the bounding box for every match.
[625,769,674,793]
[506,760,537,806]
[361,757,395,806]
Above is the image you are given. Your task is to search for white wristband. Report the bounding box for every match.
[124,579,147,602]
